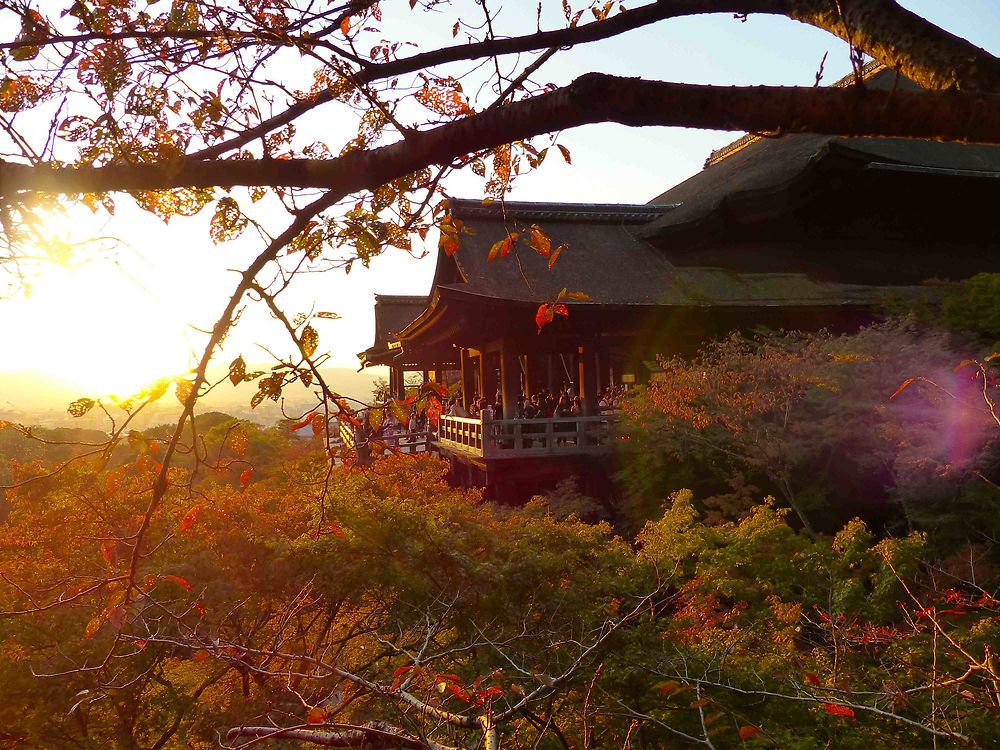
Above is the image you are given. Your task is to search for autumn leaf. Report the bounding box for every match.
[805,672,821,686]
[488,231,519,262]
[300,324,319,357]
[822,702,856,718]
[209,196,248,243]
[312,414,327,436]
[180,503,204,532]
[340,15,351,34]
[239,468,253,488]
[175,377,195,406]
[289,412,318,431]
[536,303,554,333]
[738,725,763,740]
[99,541,116,567]
[162,574,193,591]
[415,75,471,117]
[557,144,572,164]
[84,614,104,639]
[391,664,414,691]
[525,224,551,257]
[68,397,96,418]
[307,706,329,724]
[548,243,566,269]
[228,356,246,386]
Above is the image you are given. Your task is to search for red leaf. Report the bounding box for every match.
[99,541,116,567]
[557,144,572,164]
[446,683,471,703]
[239,468,253,489]
[180,503,204,532]
[548,243,565,269]
[553,303,569,317]
[290,412,318,431]
[340,15,351,34]
[739,725,762,740]
[822,703,856,718]
[535,303,554,334]
[163,574,193,591]
[805,672,821,686]
[307,707,328,725]
[391,664,414,691]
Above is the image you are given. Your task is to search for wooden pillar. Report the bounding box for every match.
[577,343,598,416]
[500,340,519,420]
[478,353,487,405]
[460,349,476,409]
[393,366,406,400]
[433,369,442,383]
[522,355,535,399]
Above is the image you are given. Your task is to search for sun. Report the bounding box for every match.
[4,262,199,399]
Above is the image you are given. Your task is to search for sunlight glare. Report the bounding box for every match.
[4,263,199,398]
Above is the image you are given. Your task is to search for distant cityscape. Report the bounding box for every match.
[0,365,381,429]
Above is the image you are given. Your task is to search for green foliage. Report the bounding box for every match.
[618,320,1000,538]
[2,425,1000,748]
[940,273,1000,347]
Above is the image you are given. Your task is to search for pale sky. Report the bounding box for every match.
[0,1,997,403]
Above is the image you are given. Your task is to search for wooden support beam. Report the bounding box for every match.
[578,343,598,416]
[460,349,476,409]
[522,355,535,399]
[500,340,520,420]
[392,366,406,400]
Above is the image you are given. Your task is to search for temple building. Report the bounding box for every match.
[358,62,1000,497]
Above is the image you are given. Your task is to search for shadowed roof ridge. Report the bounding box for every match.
[704,59,887,168]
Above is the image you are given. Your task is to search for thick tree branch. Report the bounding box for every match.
[225,722,457,750]
[190,0,1000,159]
[3,77,998,199]
[191,0,783,160]
[787,0,1000,94]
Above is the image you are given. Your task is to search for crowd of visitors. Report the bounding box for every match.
[444,383,626,421]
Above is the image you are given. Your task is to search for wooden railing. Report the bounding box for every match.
[339,419,434,456]
[436,415,617,458]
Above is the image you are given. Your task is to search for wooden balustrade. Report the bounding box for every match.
[436,415,617,458]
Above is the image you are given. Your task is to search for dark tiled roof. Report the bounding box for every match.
[447,198,674,223]
[358,294,428,366]
[439,200,907,307]
[640,65,1000,240]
